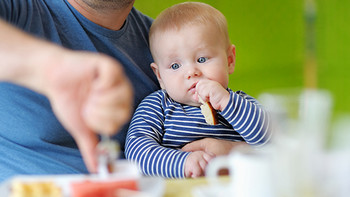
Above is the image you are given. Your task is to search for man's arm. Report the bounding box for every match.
[0,19,133,172]
[181,138,248,156]
[0,19,49,91]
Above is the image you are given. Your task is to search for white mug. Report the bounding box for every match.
[206,148,274,197]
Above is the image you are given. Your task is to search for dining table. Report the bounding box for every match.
[164,177,208,197]
[164,176,230,197]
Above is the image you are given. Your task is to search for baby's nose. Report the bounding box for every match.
[186,67,201,79]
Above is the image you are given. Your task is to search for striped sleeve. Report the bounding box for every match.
[125,91,189,178]
[220,90,272,145]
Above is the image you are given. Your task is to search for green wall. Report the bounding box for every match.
[134,0,350,117]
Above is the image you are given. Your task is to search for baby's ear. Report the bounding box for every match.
[227,44,236,74]
[150,62,159,77]
[150,62,165,89]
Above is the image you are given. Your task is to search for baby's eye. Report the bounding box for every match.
[171,63,181,70]
[197,57,208,63]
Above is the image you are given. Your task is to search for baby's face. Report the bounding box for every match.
[151,25,233,106]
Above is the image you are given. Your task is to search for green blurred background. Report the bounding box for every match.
[134,0,350,119]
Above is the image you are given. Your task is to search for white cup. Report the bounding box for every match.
[206,148,274,197]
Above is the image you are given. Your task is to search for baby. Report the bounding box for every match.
[125,2,271,178]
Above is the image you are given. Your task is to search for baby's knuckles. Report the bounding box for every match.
[185,152,207,178]
[196,80,229,111]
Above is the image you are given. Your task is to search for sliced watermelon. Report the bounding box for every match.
[71,179,138,197]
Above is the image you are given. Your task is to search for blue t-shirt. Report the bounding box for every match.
[0,0,159,182]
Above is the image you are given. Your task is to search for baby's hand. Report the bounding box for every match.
[195,79,230,111]
[184,151,214,178]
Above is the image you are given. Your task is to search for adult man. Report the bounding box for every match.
[0,0,160,182]
[0,0,244,181]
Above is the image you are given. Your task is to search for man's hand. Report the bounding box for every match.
[0,19,133,173]
[44,50,133,173]
[181,138,247,156]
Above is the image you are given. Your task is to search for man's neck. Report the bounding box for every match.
[67,0,134,30]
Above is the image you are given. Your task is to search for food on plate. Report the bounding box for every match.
[71,179,138,197]
[198,96,218,125]
[11,181,62,197]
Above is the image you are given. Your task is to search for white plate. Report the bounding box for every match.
[0,161,164,197]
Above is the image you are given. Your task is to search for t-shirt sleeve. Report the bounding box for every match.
[125,91,189,178]
[220,90,272,146]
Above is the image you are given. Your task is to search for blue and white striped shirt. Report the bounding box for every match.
[125,89,270,178]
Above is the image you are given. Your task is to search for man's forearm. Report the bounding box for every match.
[0,19,61,94]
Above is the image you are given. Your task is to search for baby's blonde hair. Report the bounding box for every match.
[149,2,231,50]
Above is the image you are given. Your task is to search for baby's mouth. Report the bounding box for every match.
[188,82,198,93]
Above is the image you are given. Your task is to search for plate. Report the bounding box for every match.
[0,161,164,197]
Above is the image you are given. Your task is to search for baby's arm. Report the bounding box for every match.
[125,92,190,178]
[221,90,271,145]
[196,79,271,145]
[184,151,214,178]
